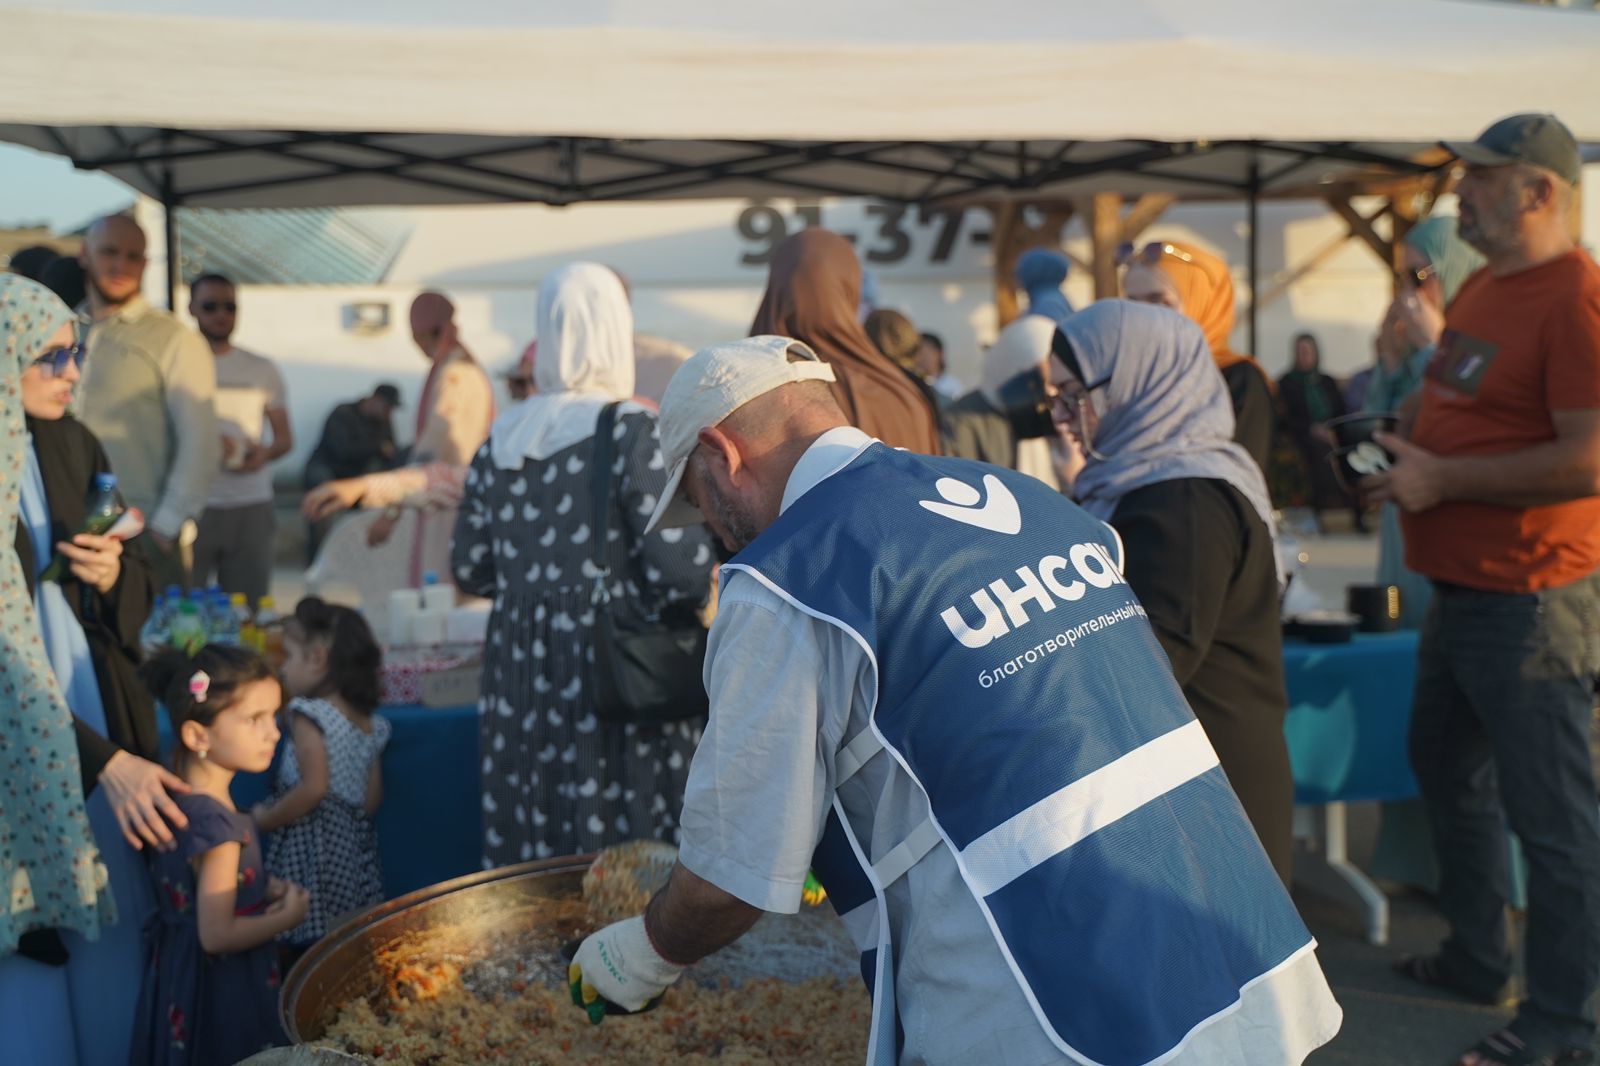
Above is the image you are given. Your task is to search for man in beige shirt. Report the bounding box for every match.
[189,274,293,608]
[76,215,219,587]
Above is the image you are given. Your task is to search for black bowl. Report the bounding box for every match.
[1330,441,1395,494]
[1325,411,1399,450]
[1287,610,1358,644]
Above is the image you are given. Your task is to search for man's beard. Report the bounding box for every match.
[199,326,232,345]
[700,478,762,557]
[1458,188,1524,258]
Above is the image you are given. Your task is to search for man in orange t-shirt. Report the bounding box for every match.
[1366,113,1600,1066]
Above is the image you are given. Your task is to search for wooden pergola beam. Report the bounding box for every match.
[1118,193,1177,245]
[1089,193,1123,300]
[1256,230,1356,312]
[1325,195,1395,266]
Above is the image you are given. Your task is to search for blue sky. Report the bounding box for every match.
[1,144,136,232]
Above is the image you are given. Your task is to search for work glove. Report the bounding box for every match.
[568,915,685,1024]
[802,871,827,906]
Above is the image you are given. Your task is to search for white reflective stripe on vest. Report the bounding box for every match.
[835,726,885,785]
[959,719,1220,898]
[872,816,942,888]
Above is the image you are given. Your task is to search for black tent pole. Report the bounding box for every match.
[1246,152,1260,358]
[161,137,179,311]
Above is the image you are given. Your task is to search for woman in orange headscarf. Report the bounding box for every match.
[1121,241,1275,472]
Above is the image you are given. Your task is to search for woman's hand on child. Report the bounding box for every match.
[268,881,312,928]
[265,876,289,904]
[99,750,191,852]
[54,531,123,594]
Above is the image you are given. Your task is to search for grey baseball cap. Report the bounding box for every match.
[1443,113,1580,185]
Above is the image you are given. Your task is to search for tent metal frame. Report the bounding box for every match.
[30,125,1446,334]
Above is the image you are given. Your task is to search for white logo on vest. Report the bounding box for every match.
[918,475,1022,535]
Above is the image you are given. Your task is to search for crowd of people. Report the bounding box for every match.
[1,110,1597,1066]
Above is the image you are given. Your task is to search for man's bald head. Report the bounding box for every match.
[81,213,148,310]
[718,375,844,441]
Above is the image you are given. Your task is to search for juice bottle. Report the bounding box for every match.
[255,595,284,667]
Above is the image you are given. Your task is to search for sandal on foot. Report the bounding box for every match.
[1393,953,1513,1007]
[1455,1027,1595,1066]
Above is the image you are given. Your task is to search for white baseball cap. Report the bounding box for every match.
[645,335,837,533]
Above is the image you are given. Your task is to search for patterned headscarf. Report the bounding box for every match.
[0,275,113,955]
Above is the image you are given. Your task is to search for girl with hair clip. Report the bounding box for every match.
[132,645,308,1066]
[252,597,390,968]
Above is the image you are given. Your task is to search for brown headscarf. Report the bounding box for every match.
[751,230,940,453]
[1124,241,1268,383]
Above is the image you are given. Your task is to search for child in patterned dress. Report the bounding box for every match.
[252,597,389,969]
[132,645,310,1066]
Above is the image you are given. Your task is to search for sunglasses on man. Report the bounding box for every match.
[198,301,237,313]
[32,344,87,378]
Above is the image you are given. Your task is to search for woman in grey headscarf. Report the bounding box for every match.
[1049,299,1292,882]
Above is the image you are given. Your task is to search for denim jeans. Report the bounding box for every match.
[1409,571,1600,1044]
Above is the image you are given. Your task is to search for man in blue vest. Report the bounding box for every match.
[568,335,1342,1064]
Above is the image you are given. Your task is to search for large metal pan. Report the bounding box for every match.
[281,852,861,1047]
[280,854,594,1043]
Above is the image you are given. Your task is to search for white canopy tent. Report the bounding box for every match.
[2,0,1597,337]
[3,0,1596,208]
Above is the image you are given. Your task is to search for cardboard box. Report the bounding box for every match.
[420,656,483,708]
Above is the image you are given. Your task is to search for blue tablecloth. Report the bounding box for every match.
[164,629,1421,902]
[1283,631,1420,806]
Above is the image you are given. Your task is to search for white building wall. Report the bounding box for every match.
[135,166,1597,489]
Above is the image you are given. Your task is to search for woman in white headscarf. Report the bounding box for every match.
[942,314,1080,490]
[451,263,715,868]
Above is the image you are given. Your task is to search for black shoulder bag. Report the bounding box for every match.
[586,403,709,724]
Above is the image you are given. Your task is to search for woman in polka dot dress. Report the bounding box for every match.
[252,598,389,964]
[451,263,715,869]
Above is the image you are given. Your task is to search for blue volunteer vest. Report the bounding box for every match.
[727,443,1313,1066]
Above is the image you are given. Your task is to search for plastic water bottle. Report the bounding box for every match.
[210,590,242,646]
[139,591,172,654]
[168,599,206,656]
[40,473,123,582]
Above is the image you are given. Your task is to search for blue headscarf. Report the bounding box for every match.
[1056,300,1281,582]
[0,275,113,955]
[1363,215,1485,415]
[1405,215,1485,305]
[1016,248,1075,326]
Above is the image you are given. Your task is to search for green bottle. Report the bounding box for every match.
[41,473,122,583]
